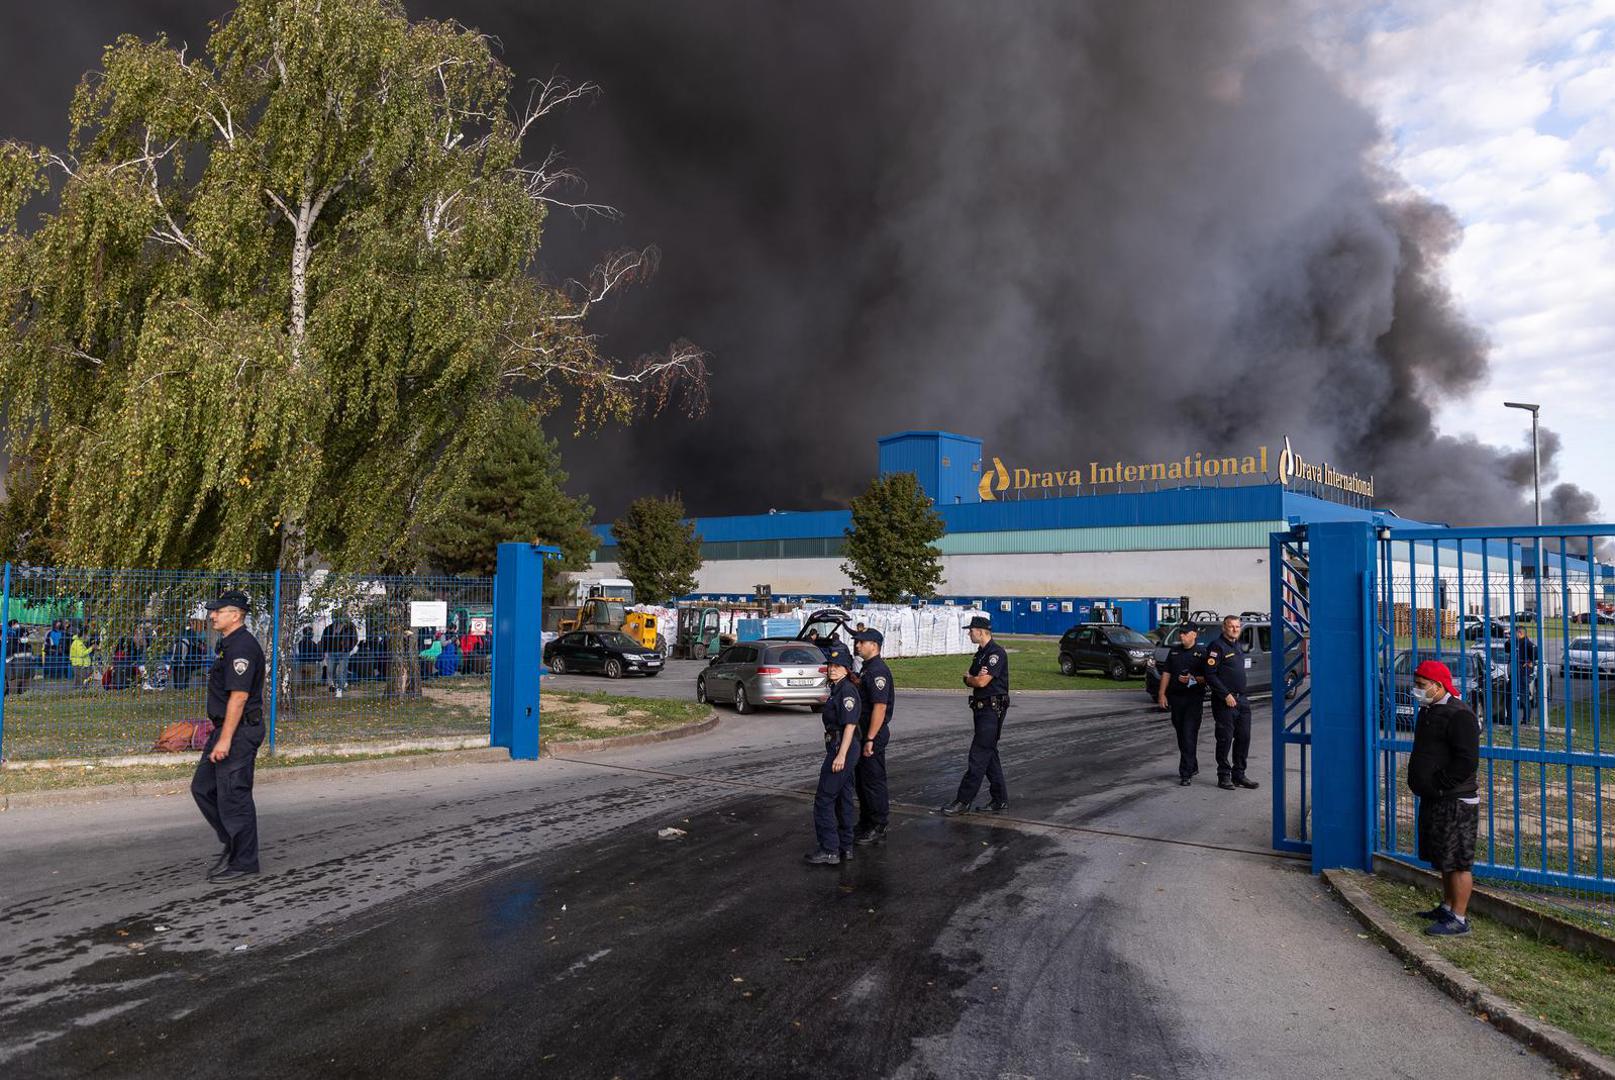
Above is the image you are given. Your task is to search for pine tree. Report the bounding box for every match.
[611,496,702,605]
[421,399,596,602]
[842,473,946,604]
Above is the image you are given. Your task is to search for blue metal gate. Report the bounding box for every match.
[1371,526,1615,898]
[1270,528,1312,855]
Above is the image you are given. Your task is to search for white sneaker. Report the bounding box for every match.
[335,688,344,699]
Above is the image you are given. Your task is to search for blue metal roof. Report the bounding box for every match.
[876,430,981,446]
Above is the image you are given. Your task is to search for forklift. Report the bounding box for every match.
[673,605,728,660]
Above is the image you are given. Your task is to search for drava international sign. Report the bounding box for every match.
[976,435,1373,502]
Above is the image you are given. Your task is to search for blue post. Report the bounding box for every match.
[0,561,10,762]
[268,569,282,752]
[1308,521,1377,873]
[492,542,560,760]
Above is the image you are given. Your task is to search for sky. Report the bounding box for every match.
[1311,0,1615,519]
[0,0,1611,525]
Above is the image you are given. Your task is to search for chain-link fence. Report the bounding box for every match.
[0,565,494,762]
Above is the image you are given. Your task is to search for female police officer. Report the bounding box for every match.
[806,643,864,866]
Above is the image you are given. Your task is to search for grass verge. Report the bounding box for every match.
[539,690,710,745]
[883,636,1145,692]
[1358,872,1615,1057]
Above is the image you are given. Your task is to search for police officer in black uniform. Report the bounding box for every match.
[852,628,894,845]
[806,643,864,866]
[191,589,268,883]
[1157,625,1207,785]
[942,615,1010,815]
[1204,614,1259,792]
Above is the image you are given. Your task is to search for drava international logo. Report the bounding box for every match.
[1276,435,1374,498]
[978,457,1010,501]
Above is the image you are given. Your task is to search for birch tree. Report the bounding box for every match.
[0,0,704,576]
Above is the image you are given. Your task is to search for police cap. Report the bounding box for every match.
[204,588,252,613]
[824,644,855,669]
[965,615,992,631]
[852,627,884,645]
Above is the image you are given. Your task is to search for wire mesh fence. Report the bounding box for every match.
[1373,530,1615,934]
[0,565,494,762]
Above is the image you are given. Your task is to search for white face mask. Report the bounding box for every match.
[1414,683,1443,704]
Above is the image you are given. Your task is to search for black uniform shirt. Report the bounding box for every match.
[858,656,895,729]
[822,675,863,743]
[208,626,266,721]
[1204,634,1248,697]
[1163,643,1206,698]
[969,639,1010,700]
[1510,636,1539,667]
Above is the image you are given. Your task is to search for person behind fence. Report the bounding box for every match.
[852,627,893,846]
[1408,659,1481,936]
[191,589,267,884]
[4,618,32,696]
[941,615,1010,816]
[71,628,95,686]
[805,643,864,866]
[326,616,359,698]
[1157,624,1206,785]
[1508,622,1538,726]
[1204,614,1259,792]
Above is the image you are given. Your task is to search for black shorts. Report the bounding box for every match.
[1417,797,1479,872]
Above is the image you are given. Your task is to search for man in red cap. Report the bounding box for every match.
[1407,659,1480,935]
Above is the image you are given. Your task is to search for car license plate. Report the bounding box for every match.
[788,678,816,687]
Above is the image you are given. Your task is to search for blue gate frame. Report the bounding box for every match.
[1371,525,1615,896]
[1270,528,1312,855]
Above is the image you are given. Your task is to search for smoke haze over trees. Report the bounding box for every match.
[1,0,1599,528]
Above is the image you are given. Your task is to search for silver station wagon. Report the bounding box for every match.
[697,641,829,714]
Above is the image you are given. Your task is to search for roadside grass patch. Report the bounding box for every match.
[0,747,452,797]
[1359,873,1615,1057]
[883,636,1142,691]
[540,691,709,745]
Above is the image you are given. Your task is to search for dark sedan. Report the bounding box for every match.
[544,631,664,679]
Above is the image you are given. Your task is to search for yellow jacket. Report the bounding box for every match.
[70,637,92,668]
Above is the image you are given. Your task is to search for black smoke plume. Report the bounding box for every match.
[3,0,1600,530]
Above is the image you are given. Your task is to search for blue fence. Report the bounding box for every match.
[0,565,494,762]
[1372,526,1614,917]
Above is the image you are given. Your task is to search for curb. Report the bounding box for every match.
[1,746,512,813]
[1372,854,1615,965]
[540,713,720,758]
[1322,868,1615,1080]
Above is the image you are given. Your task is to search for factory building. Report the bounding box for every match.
[587,431,1609,629]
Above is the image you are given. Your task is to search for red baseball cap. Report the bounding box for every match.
[1414,659,1456,699]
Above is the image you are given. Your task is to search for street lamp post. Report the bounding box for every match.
[1504,401,1542,526]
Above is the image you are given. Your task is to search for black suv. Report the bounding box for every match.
[1058,623,1155,681]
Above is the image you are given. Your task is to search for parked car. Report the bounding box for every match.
[1388,647,1537,730]
[1562,636,1615,680]
[543,631,664,679]
[1058,623,1154,680]
[697,640,829,714]
[1144,619,1273,701]
[1570,610,1615,625]
[1459,615,1510,641]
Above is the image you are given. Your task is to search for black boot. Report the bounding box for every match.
[854,825,887,846]
[1234,775,1260,790]
[939,800,970,816]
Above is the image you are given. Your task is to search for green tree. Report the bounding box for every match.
[421,398,595,601]
[841,472,945,603]
[612,495,702,605]
[0,0,704,576]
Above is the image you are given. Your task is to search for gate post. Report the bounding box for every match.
[492,542,560,760]
[1307,521,1377,873]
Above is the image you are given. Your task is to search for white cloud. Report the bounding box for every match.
[1307,0,1615,520]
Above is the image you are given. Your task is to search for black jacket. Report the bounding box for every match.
[1406,696,1480,800]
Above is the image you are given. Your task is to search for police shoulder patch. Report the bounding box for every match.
[1206,655,1217,666]
[874,676,887,691]
[843,697,857,711]
[232,658,249,675]
[988,655,999,666]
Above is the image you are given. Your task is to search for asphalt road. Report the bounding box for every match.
[0,682,1557,1079]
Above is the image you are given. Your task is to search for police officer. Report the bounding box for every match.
[1157,625,1206,785]
[806,643,864,866]
[941,615,1010,815]
[191,589,268,883]
[1204,614,1259,791]
[852,628,894,845]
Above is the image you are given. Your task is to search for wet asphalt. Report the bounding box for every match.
[0,667,1558,1078]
